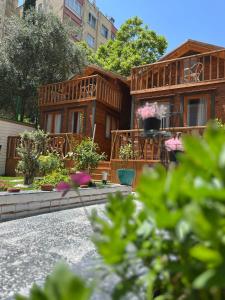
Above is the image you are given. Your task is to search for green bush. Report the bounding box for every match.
[15,264,92,300]
[38,152,62,176]
[17,129,49,185]
[119,143,136,162]
[0,180,8,191]
[73,138,106,173]
[91,122,225,299]
[33,170,69,189]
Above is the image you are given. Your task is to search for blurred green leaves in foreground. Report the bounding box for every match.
[16,122,225,299]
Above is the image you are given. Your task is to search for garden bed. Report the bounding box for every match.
[0,184,131,222]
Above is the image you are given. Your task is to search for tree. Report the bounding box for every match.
[95,17,168,76]
[17,129,49,185]
[0,10,87,122]
[23,0,36,16]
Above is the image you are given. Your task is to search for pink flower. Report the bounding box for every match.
[56,181,71,196]
[136,102,167,120]
[165,137,183,151]
[70,172,91,186]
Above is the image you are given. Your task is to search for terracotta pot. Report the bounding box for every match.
[8,188,20,193]
[41,184,54,191]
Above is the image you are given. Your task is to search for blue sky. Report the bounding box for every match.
[19,0,225,53]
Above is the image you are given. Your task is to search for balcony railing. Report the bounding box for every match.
[111,127,205,161]
[39,75,122,111]
[6,133,83,159]
[131,49,225,93]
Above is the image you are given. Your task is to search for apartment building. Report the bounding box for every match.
[34,0,117,50]
[0,0,18,37]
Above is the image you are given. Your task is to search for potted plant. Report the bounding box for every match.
[136,102,167,131]
[117,144,136,186]
[165,134,184,163]
[73,138,106,175]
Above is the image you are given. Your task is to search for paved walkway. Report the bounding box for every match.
[0,204,106,300]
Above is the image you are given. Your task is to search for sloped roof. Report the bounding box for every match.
[159,39,224,61]
[70,65,129,86]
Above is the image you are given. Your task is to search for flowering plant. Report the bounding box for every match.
[136,102,167,120]
[165,137,183,152]
[56,172,91,196]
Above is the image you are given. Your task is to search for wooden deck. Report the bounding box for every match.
[131,49,225,93]
[111,126,205,161]
[39,75,123,112]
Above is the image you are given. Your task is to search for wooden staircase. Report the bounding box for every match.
[91,161,111,182]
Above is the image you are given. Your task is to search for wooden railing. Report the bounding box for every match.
[131,49,225,92]
[7,133,83,159]
[97,76,122,111]
[39,75,123,111]
[111,126,205,161]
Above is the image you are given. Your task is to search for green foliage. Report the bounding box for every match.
[0,10,87,121]
[95,17,167,76]
[17,129,49,185]
[119,143,136,162]
[0,180,8,191]
[15,264,92,300]
[73,138,106,173]
[38,152,62,176]
[33,170,69,189]
[91,122,225,299]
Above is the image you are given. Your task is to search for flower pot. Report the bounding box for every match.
[117,169,135,186]
[41,184,54,191]
[169,150,183,163]
[143,117,161,131]
[8,188,20,193]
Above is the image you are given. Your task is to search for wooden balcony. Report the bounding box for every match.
[111,126,205,161]
[131,49,225,93]
[39,75,123,111]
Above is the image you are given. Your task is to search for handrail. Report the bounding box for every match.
[110,126,206,161]
[132,49,225,70]
[131,49,225,91]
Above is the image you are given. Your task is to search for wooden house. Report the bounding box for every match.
[110,40,225,185]
[38,65,131,158]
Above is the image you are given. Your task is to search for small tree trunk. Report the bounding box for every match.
[24,174,34,185]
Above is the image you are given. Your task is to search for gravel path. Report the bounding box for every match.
[0,204,108,300]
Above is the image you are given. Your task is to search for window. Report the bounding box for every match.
[111,32,115,40]
[46,112,62,133]
[86,33,95,48]
[184,95,210,127]
[69,110,84,134]
[88,12,96,29]
[160,102,170,129]
[101,25,108,39]
[65,0,82,17]
[105,114,118,138]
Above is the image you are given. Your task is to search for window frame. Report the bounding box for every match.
[65,0,82,17]
[101,24,109,39]
[105,114,119,139]
[45,111,62,134]
[183,94,211,127]
[86,33,95,48]
[68,108,85,134]
[88,12,97,29]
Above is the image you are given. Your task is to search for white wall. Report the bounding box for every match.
[0,119,34,175]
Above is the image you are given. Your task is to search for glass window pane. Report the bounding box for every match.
[54,114,62,133]
[46,114,52,133]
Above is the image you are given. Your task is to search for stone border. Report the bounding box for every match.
[0,185,131,222]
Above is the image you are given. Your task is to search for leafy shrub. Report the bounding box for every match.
[33,170,69,189]
[119,143,136,162]
[73,138,106,173]
[38,152,62,176]
[15,264,91,300]
[0,180,8,191]
[17,129,49,185]
[91,122,225,299]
